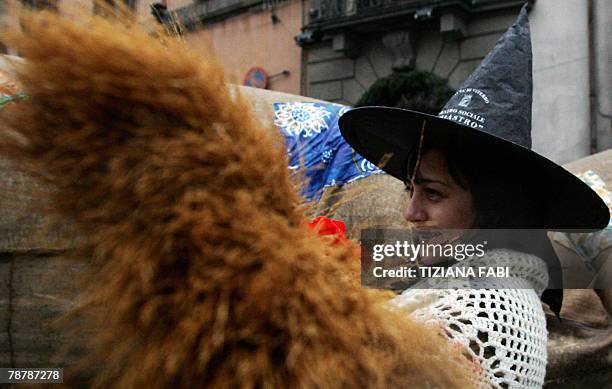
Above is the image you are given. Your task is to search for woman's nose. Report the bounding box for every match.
[404,193,427,223]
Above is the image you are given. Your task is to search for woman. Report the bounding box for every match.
[397,144,551,388]
[339,4,609,388]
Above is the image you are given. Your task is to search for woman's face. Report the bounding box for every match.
[403,148,476,229]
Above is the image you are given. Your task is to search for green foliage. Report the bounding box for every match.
[356,71,454,114]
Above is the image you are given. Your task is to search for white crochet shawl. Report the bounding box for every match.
[392,249,549,389]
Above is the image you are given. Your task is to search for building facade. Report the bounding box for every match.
[0,0,609,161]
[169,0,304,94]
[167,0,611,161]
[299,0,611,162]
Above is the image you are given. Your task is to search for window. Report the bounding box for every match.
[94,0,137,15]
[20,0,58,10]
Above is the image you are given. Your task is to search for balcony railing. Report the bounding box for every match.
[306,0,527,30]
[174,0,288,29]
[174,0,259,29]
[310,0,421,23]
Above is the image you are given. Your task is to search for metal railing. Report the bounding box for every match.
[174,0,267,29]
[307,0,523,28]
[309,0,425,24]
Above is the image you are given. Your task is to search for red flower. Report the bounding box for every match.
[307,216,349,246]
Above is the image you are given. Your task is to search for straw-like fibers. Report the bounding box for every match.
[0,9,470,388]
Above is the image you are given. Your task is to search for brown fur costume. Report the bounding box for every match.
[0,10,470,388]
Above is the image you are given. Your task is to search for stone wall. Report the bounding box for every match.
[304,13,514,105]
[303,0,611,163]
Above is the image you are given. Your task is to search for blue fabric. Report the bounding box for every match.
[273,101,382,201]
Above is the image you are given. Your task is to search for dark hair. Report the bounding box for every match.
[406,144,543,229]
[445,147,543,229]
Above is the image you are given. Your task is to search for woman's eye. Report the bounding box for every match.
[425,188,442,200]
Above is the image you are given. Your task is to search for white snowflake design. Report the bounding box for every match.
[321,148,334,164]
[274,102,331,138]
[360,158,379,173]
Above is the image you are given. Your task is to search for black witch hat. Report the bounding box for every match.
[339,3,609,232]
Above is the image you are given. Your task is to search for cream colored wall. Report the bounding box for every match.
[169,0,303,94]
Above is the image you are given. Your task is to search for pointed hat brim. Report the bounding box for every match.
[339,106,610,232]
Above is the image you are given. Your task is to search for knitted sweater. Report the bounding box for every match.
[392,249,549,389]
